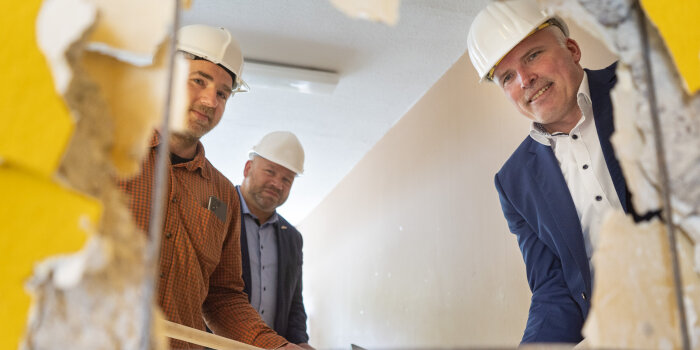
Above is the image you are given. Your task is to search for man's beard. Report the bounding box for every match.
[253,185,285,211]
[175,104,216,141]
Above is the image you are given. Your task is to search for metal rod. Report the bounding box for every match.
[140,1,181,349]
[635,2,690,349]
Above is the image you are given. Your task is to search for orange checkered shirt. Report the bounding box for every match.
[117,132,287,349]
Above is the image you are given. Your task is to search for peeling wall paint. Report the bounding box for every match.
[14,0,184,348]
[0,2,100,349]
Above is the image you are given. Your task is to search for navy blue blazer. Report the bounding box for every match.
[239,193,309,344]
[494,63,628,343]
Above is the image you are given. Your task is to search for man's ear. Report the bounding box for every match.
[243,160,252,177]
[566,38,582,64]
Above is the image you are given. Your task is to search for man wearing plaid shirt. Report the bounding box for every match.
[118,24,302,350]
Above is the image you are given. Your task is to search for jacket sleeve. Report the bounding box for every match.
[203,193,287,349]
[285,232,310,344]
[495,174,584,344]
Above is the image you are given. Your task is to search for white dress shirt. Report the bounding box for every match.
[528,73,623,276]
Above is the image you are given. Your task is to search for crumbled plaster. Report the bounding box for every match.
[583,212,680,348]
[22,0,185,348]
[81,43,188,176]
[80,0,187,177]
[84,0,175,65]
[329,0,400,26]
[585,211,700,349]
[540,0,700,347]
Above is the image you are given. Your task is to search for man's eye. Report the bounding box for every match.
[501,73,512,85]
[527,51,540,61]
[217,91,229,99]
[191,78,205,86]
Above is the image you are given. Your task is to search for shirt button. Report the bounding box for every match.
[581,292,587,300]
[165,232,172,239]
[160,273,164,278]
[261,310,265,314]
[261,245,264,250]
[170,197,177,203]
[263,287,266,291]
[582,164,589,170]
[262,266,265,270]
[572,134,579,140]
[595,195,603,201]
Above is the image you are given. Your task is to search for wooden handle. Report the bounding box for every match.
[162,319,263,350]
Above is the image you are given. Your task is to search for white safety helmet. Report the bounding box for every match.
[250,131,305,175]
[177,24,249,93]
[467,0,569,82]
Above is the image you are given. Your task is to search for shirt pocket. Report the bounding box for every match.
[189,204,225,277]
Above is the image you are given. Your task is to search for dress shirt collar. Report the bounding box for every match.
[529,72,592,146]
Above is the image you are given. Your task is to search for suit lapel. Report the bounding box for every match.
[528,141,592,291]
[587,64,628,213]
[274,221,288,332]
[237,187,252,301]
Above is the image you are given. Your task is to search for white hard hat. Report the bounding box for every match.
[467,0,568,82]
[177,24,249,92]
[250,131,305,175]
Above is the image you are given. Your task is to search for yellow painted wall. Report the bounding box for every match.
[1,2,100,349]
[641,0,700,94]
[299,20,617,348]
[0,1,74,176]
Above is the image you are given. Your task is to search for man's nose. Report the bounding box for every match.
[270,177,282,189]
[199,86,219,107]
[518,68,536,89]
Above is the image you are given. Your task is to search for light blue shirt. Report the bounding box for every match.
[237,186,279,328]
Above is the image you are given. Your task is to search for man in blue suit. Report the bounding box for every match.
[467,0,634,343]
[237,131,314,349]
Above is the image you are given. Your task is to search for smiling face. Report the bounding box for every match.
[492,26,584,134]
[240,156,296,222]
[177,59,233,141]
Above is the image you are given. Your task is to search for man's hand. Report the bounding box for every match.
[298,343,316,350]
[278,343,304,350]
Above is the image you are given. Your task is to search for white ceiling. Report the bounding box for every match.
[182,0,488,224]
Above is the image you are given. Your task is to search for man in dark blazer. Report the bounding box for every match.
[466,0,641,344]
[237,131,314,349]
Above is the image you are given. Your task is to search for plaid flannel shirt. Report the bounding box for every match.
[117,132,287,349]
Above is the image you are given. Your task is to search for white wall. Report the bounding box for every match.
[298,20,616,349]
